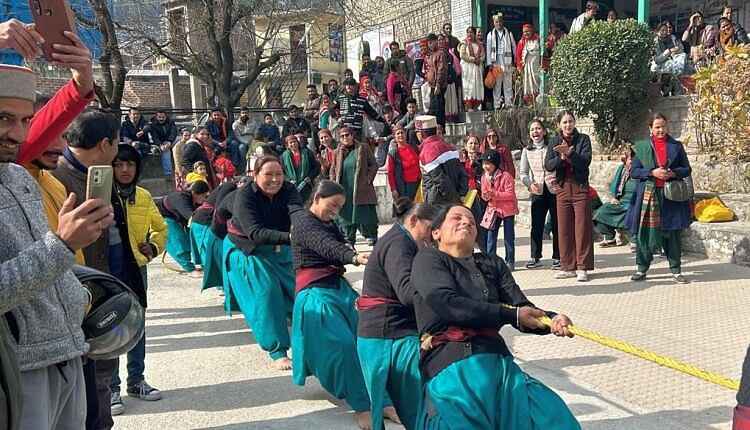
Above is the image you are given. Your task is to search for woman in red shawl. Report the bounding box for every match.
[359,75,382,115]
[517,23,541,105]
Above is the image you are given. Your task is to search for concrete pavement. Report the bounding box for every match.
[112,225,746,429]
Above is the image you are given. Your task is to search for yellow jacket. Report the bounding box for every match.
[118,186,168,267]
[25,163,85,264]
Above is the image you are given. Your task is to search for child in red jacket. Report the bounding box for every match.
[479,149,519,270]
[212,146,236,184]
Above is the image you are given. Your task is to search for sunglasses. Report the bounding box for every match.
[340,133,351,137]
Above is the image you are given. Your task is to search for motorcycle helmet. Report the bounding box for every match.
[72,265,145,360]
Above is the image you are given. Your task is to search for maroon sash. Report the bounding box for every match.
[355,295,401,311]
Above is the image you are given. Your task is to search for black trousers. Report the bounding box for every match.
[530,188,560,260]
[430,86,446,126]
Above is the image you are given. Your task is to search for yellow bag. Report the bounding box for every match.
[463,189,478,208]
[414,180,424,203]
[694,197,734,223]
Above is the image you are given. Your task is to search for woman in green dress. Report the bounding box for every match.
[280,134,320,203]
[593,145,638,251]
[330,127,380,247]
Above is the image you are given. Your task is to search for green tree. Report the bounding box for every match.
[551,19,653,150]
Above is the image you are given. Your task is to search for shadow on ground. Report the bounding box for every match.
[121,376,332,417]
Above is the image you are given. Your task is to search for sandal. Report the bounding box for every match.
[599,239,617,248]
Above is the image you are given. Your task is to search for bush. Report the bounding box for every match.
[690,44,750,162]
[550,19,653,151]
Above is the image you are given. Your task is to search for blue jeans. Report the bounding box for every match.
[109,266,147,391]
[160,148,173,176]
[486,215,515,265]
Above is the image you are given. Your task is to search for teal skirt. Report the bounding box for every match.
[421,353,580,430]
[200,229,224,291]
[189,222,208,266]
[165,217,195,272]
[225,244,295,360]
[358,336,422,430]
[221,238,240,313]
[291,279,371,412]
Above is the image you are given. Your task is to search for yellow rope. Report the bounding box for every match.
[160,251,187,273]
[538,316,739,391]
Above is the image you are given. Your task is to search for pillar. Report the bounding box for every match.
[474,0,483,27]
[539,0,548,97]
[637,0,650,23]
[168,67,180,109]
[189,75,203,122]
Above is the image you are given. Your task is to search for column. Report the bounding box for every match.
[168,67,180,109]
[638,0,650,23]
[539,0,548,97]
[474,0,483,27]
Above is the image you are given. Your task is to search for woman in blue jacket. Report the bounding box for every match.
[625,113,692,284]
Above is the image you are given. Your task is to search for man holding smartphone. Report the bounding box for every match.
[0,44,114,430]
[54,109,127,430]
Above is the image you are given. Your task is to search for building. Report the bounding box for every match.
[161,0,345,110]
[345,0,749,87]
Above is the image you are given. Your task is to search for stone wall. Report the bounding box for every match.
[346,0,450,45]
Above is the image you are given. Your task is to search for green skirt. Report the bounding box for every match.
[226,244,294,360]
[165,217,195,272]
[357,336,421,430]
[291,279,371,412]
[593,202,631,230]
[421,353,580,430]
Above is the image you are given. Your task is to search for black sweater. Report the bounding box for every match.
[358,225,419,339]
[291,210,355,272]
[411,248,550,381]
[229,181,304,255]
[544,129,592,187]
[193,182,236,226]
[157,191,195,227]
[210,189,237,239]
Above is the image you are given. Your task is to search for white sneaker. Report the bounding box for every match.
[110,391,124,415]
[554,271,576,279]
[576,270,588,282]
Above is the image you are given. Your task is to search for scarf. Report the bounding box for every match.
[116,182,137,203]
[634,140,662,253]
[281,148,309,187]
[464,36,484,61]
[359,76,378,98]
[488,27,512,64]
[720,28,735,48]
[609,163,630,198]
[657,35,676,53]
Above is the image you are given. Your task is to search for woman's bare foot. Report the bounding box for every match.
[272,356,292,370]
[354,411,372,430]
[383,406,402,424]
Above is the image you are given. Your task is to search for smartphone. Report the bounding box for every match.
[86,166,113,203]
[28,0,78,61]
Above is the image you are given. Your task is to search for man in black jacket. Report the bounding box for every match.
[416,115,468,206]
[144,110,177,178]
[120,107,150,156]
[332,78,387,141]
[282,105,311,139]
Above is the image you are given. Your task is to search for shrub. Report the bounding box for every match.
[550,19,653,151]
[690,44,750,162]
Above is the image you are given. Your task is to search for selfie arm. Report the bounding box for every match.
[15,80,92,165]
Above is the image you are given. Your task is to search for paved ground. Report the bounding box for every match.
[112,226,747,429]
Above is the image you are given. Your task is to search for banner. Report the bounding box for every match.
[329,25,344,63]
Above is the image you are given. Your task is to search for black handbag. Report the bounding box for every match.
[664,179,690,202]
